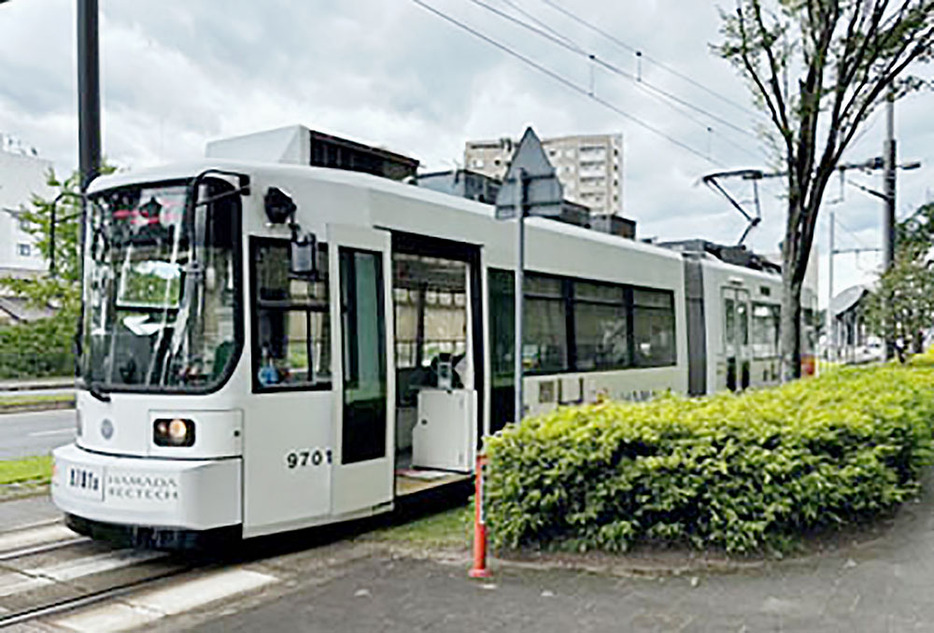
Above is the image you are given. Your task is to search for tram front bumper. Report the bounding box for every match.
[52,443,242,533]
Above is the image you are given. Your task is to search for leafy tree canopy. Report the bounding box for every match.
[715,0,934,379]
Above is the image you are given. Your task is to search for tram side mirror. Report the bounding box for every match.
[264,187,296,224]
[290,231,317,278]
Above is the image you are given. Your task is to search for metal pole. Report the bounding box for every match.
[882,86,896,361]
[883,87,896,270]
[514,169,527,424]
[77,0,101,193]
[827,209,834,363]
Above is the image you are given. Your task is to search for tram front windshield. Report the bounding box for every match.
[81,179,239,393]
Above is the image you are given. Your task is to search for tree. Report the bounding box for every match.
[0,165,113,378]
[715,0,934,380]
[2,168,84,317]
[863,252,934,360]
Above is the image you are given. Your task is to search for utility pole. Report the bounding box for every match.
[77,0,101,193]
[827,209,835,362]
[883,86,896,270]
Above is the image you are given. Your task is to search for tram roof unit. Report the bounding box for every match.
[88,158,685,274]
[660,239,782,275]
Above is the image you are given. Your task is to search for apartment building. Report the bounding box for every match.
[0,142,51,278]
[464,133,623,216]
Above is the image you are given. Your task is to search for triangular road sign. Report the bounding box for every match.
[494,127,564,220]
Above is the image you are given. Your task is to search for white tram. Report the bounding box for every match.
[52,159,789,547]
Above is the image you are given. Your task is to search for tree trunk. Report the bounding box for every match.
[780,269,803,381]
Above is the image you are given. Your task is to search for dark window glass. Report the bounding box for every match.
[573,281,628,370]
[489,269,515,383]
[340,248,387,463]
[524,274,568,373]
[252,239,330,390]
[633,288,676,367]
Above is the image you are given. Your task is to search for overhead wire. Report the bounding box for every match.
[537,0,759,118]
[411,0,723,166]
[465,0,762,161]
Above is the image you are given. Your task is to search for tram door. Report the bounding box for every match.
[723,287,751,391]
[330,225,395,517]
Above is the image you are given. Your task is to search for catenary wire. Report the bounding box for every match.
[411,0,723,166]
[466,0,762,161]
[537,0,759,118]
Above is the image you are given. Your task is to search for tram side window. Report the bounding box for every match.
[251,239,330,391]
[632,288,676,367]
[524,275,568,373]
[573,281,628,371]
[752,303,780,358]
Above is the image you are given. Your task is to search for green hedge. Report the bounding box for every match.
[0,314,75,379]
[484,365,934,554]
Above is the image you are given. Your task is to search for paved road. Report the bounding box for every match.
[0,409,75,460]
[0,387,74,399]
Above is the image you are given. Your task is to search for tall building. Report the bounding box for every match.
[464,133,623,216]
[0,142,51,278]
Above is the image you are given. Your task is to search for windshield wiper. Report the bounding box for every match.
[88,382,111,402]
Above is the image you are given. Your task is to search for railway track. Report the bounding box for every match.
[0,522,198,629]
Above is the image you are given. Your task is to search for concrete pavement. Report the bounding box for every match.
[164,474,934,633]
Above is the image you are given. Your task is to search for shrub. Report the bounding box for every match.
[483,365,934,554]
[0,313,76,379]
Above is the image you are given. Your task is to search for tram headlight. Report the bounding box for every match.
[153,418,196,447]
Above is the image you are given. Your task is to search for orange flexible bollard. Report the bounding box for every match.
[468,453,492,578]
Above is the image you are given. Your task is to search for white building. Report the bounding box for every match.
[0,144,51,278]
[464,133,623,216]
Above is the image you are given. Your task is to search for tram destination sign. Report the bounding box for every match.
[494,127,564,220]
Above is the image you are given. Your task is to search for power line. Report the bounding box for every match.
[537,0,759,118]
[465,0,762,160]
[497,0,580,51]
[411,0,721,166]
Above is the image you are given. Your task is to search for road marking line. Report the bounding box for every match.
[53,568,279,633]
[28,428,74,438]
[24,549,165,582]
[0,524,77,555]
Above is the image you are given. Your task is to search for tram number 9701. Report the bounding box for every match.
[286,448,333,469]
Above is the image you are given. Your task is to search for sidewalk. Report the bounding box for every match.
[169,472,934,633]
[0,494,59,530]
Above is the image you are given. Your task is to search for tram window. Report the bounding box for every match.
[251,238,330,391]
[573,281,628,370]
[632,288,676,367]
[489,269,515,382]
[752,303,780,358]
[524,275,568,373]
[392,254,468,371]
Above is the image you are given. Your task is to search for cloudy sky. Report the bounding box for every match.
[2,0,932,306]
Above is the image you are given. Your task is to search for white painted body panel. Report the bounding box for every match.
[52,444,241,530]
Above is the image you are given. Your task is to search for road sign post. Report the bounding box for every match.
[494,128,563,425]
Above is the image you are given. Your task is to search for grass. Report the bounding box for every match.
[0,393,74,408]
[0,455,53,485]
[366,506,472,548]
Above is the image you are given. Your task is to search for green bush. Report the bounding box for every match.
[484,365,934,554]
[0,313,76,379]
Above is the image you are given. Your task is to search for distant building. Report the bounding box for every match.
[416,169,636,239]
[0,144,51,278]
[464,133,623,216]
[206,125,419,181]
